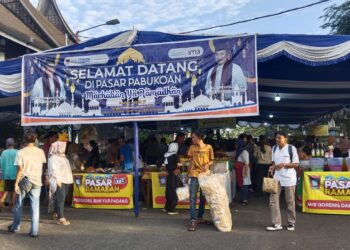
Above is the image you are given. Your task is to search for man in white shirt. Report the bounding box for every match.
[205,42,247,106]
[8,130,46,237]
[267,132,299,232]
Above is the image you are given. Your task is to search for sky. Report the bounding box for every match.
[30,0,345,39]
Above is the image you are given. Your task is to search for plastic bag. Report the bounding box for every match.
[198,173,232,232]
[176,185,189,201]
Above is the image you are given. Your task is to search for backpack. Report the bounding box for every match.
[273,144,294,163]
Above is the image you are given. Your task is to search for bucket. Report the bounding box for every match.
[310,158,324,172]
[327,158,343,171]
[299,160,311,170]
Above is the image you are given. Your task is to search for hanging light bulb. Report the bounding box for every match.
[274,93,281,102]
[269,114,274,119]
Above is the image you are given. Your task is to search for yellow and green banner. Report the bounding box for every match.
[73,173,133,209]
[151,172,208,209]
[303,172,350,215]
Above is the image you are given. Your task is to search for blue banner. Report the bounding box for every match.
[22,36,258,125]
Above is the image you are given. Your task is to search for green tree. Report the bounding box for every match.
[321,2,350,34]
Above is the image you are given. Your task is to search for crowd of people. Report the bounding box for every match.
[2,127,348,236]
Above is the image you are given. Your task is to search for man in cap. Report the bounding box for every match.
[205,42,247,106]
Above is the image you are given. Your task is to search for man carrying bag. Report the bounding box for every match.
[8,130,46,237]
[266,132,299,232]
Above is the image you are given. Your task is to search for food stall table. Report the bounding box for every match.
[72,173,134,209]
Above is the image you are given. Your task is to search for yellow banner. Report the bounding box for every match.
[303,172,350,215]
[309,125,329,137]
[0,180,4,200]
[151,172,208,209]
[73,173,133,209]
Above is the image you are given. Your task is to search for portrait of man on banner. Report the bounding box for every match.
[205,41,247,106]
[31,59,66,102]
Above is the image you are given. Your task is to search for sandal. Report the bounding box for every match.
[57,218,71,226]
[52,213,58,221]
[187,220,197,231]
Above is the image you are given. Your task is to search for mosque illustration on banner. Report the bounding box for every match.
[28,81,251,117]
[27,46,254,117]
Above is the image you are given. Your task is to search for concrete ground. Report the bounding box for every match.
[0,196,348,250]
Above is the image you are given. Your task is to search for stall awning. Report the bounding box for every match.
[1,31,350,124]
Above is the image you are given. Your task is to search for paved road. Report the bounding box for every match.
[0,196,348,250]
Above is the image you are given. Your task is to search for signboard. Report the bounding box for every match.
[151,172,208,209]
[72,173,133,209]
[198,117,236,129]
[303,172,350,215]
[22,35,258,125]
[157,121,181,132]
[309,125,329,137]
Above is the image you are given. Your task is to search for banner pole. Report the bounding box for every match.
[133,121,140,217]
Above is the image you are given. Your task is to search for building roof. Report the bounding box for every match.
[0,0,73,50]
[37,0,75,40]
[21,0,67,46]
[0,4,50,51]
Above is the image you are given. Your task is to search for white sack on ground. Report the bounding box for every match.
[176,185,189,201]
[198,173,232,232]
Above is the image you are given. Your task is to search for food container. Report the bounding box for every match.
[299,160,311,170]
[327,157,343,171]
[346,158,350,171]
[310,158,324,172]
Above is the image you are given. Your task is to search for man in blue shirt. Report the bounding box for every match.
[118,138,133,171]
[0,138,18,210]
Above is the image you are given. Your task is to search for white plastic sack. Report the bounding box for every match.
[198,173,232,232]
[176,184,189,201]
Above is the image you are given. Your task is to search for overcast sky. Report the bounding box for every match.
[30,0,345,39]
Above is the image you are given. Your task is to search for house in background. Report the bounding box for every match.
[0,0,75,61]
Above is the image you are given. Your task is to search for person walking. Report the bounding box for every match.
[267,132,299,232]
[163,132,185,215]
[254,135,272,196]
[0,138,18,210]
[234,139,251,205]
[187,130,214,232]
[8,130,46,237]
[48,141,73,226]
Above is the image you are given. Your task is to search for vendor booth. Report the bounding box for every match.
[0,30,350,215]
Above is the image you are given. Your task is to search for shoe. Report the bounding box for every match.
[7,225,16,233]
[287,224,295,231]
[240,200,248,206]
[162,209,168,213]
[29,233,38,238]
[167,212,179,215]
[266,224,283,231]
[187,220,197,232]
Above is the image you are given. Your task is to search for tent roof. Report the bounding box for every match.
[1,30,350,125]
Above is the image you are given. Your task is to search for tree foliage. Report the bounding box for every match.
[321,2,350,34]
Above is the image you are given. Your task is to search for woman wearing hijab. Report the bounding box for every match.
[48,141,73,225]
[234,138,251,205]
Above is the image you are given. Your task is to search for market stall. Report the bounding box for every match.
[144,158,232,209]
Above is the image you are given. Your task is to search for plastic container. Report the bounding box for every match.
[345,158,350,171]
[327,157,343,171]
[299,160,311,170]
[310,158,324,172]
